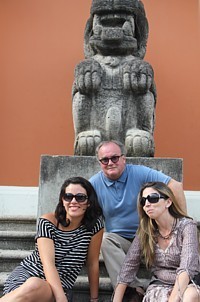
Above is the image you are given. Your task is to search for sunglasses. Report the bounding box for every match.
[63,193,88,203]
[140,193,167,207]
[99,154,123,165]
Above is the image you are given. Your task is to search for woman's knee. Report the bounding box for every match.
[101,232,131,252]
[21,277,53,299]
[26,277,46,289]
[101,232,119,251]
[183,285,200,301]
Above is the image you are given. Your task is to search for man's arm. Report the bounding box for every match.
[167,179,187,213]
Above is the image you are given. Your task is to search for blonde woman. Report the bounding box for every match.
[113,182,200,302]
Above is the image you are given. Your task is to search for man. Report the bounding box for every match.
[89,140,187,301]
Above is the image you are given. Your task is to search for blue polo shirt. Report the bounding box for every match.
[90,164,171,238]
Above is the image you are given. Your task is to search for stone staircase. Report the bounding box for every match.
[0,217,36,296]
[0,216,152,301]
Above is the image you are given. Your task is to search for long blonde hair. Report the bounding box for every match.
[137,182,189,268]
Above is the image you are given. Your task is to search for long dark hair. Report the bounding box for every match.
[55,176,102,231]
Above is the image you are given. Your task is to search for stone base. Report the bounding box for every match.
[38,155,183,217]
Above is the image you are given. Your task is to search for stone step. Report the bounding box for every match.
[0,249,32,272]
[0,216,36,232]
[0,272,10,297]
[73,276,112,301]
[0,231,35,250]
[79,255,151,280]
[79,254,108,277]
[73,275,150,302]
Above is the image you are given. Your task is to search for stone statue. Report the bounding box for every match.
[72,0,156,156]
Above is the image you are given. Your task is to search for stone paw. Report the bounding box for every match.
[74,130,101,156]
[125,129,154,157]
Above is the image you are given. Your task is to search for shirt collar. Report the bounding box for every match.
[102,166,128,186]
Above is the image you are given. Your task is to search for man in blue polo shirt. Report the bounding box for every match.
[89,140,187,300]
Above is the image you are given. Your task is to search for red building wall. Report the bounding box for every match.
[0,0,199,189]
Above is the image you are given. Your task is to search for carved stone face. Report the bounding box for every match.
[89,13,138,56]
[84,0,149,59]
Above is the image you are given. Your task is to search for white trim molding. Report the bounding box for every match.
[0,186,38,219]
[185,191,200,222]
[0,187,199,221]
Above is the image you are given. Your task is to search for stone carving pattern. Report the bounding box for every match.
[72,0,156,156]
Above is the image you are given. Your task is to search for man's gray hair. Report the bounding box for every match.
[95,140,127,158]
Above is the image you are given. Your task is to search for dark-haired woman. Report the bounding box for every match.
[113,182,200,302]
[1,177,104,302]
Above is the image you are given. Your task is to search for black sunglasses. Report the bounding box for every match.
[63,193,88,203]
[99,154,123,165]
[140,193,167,207]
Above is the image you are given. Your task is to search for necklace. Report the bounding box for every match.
[157,218,177,240]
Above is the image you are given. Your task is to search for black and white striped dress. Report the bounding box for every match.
[3,217,104,296]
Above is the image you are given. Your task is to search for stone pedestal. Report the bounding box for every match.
[37,155,183,218]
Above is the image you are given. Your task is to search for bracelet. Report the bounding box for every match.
[90,298,98,302]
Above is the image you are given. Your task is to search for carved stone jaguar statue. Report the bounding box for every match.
[72,0,156,156]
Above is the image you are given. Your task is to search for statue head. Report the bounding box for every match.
[90,0,146,15]
[84,0,149,58]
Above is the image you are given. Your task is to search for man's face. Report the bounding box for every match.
[98,142,126,180]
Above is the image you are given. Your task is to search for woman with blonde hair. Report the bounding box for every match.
[113,182,200,302]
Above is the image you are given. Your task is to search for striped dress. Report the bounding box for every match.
[3,217,104,297]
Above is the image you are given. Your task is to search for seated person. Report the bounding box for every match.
[1,177,103,302]
[113,182,200,302]
[90,140,187,301]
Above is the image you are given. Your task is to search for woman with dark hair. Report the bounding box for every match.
[113,182,200,302]
[1,177,104,302]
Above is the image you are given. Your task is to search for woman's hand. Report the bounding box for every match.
[168,271,189,302]
[112,284,127,302]
[168,295,180,302]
